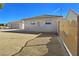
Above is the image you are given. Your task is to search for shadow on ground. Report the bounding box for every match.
[2,30,41,34]
[38,33,65,56]
[2,29,59,35]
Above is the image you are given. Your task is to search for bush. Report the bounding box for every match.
[0,24,4,26]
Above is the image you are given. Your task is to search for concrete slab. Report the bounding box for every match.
[16,45,48,56]
[26,37,51,46]
[15,33,65,56]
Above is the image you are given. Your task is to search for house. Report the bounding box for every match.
[22,15,63,32]
[7,15,63,33]
[7,21,23,29]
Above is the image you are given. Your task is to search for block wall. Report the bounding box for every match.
[59,10,78,56]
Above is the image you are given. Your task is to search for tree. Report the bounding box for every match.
[0,24,4,26]
[0,4,3,9]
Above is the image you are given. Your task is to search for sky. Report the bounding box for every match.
[0,3,79,23]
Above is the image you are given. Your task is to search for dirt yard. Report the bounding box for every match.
[0,31,40,56]
[0,30,68,56]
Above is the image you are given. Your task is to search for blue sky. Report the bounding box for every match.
[0,3,79,23]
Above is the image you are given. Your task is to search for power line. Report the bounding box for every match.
[52,8,62,16]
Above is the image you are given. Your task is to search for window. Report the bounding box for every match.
[45,22,51,24]
[26,22,35,25]
[31,22,35,25]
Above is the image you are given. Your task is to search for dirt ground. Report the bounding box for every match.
[0,30,68,56]
[0,31,40,56]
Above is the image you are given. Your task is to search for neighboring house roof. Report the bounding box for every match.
[69,9,78,15]
[8,21,22,24]
[64,9,78,21]
[66,9,78,19]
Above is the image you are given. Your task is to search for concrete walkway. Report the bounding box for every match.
[14,33,69,56]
